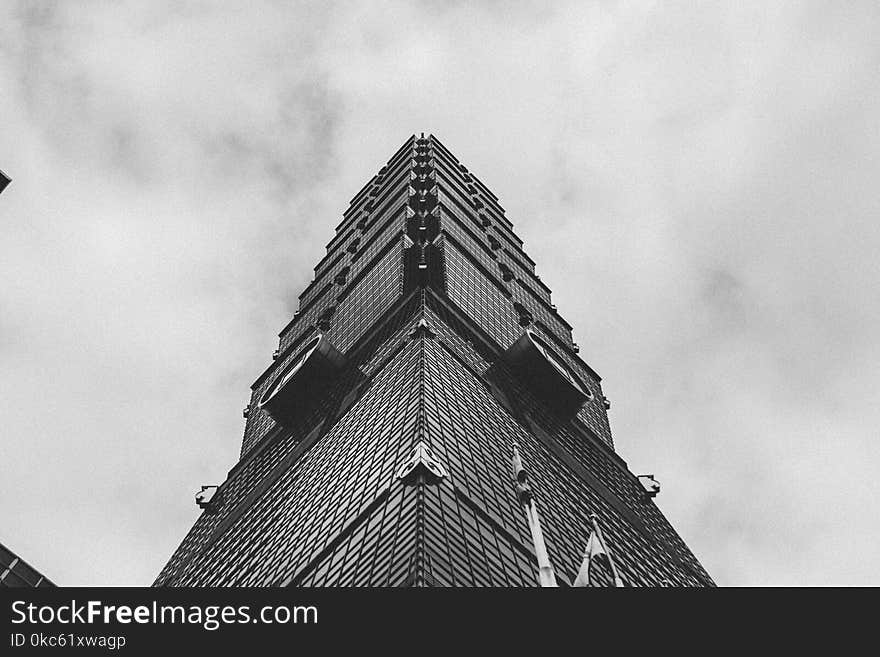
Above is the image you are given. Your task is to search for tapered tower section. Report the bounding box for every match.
[155,135,713,587]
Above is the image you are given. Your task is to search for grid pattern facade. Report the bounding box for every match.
[1,542,54,588]
[155,135,713,587]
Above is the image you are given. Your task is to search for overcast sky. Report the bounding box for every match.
[2,1,878,586]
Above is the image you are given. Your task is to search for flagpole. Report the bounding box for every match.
[512,444,557,587]
[590,513,625,587]
[525,501,557,587]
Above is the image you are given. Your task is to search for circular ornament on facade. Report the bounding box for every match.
[504,329,593,414]
[525,330,593,402]
[258,334,345,424]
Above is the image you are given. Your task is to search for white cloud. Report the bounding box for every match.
[1,0,878,585]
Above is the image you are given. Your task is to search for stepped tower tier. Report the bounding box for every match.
[154,134,713,587]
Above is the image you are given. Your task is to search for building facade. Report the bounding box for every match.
[155,135,713,587]
[1,541,55,588]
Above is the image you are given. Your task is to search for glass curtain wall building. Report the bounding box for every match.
[1,542,55,588]
[154,135,714,587]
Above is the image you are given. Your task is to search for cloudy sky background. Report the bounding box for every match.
[2,1,878,586]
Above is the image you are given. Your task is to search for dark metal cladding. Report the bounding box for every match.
[154,135,714,587]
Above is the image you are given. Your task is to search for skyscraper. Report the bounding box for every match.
[155,134,713,587]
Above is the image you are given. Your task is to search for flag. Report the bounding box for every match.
[511,445,557,587]
[572,530,606,587]
[573,514,626,587]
